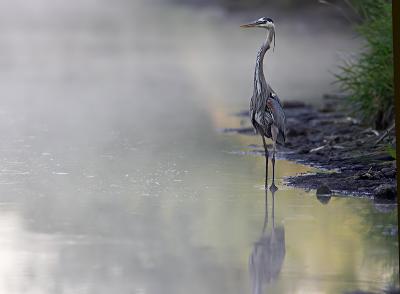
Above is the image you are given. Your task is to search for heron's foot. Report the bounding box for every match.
[269,183,278,193]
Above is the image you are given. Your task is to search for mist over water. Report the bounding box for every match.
[0,1,397,293]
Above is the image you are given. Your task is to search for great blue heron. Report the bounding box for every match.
[241,17,286,190]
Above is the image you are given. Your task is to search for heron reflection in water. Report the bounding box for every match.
[249,179,285,294]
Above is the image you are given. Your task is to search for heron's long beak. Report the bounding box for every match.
[240,22,258,28]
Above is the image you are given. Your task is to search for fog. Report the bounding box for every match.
[0,1,396,294]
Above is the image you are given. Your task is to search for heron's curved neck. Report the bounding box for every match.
[254,29,274,95]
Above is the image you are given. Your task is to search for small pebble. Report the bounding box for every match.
[381,167,396,178]
[316,184,331,195]
[374,184,397,200]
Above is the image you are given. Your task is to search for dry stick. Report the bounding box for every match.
[374,123,395,146]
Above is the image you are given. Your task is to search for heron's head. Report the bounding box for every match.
[240,17,275,30]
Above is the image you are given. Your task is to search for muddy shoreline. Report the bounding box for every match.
[225,96,397,200]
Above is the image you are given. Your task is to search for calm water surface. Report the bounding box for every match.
[0,1,397,293]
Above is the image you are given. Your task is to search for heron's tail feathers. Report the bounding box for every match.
[276,131,286,146]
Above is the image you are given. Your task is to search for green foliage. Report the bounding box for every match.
[386,144,396,159]
[335,0,394,129]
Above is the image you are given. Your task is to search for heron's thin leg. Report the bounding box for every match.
[271,140,276,187]
[261,135,269,189]
[262,174,268,233]
[270,126,278,191]
[271,184,276,228]
[269,142,278,193]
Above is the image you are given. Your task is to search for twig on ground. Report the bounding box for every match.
[374,123,395,146]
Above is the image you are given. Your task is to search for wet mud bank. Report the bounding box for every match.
[225,96,397,199]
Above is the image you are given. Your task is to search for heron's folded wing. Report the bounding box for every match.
[270,88,283,107]
[266,97,286,142]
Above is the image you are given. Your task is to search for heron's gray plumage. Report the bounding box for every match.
[249,22,286,146]
[242,16,286,188]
